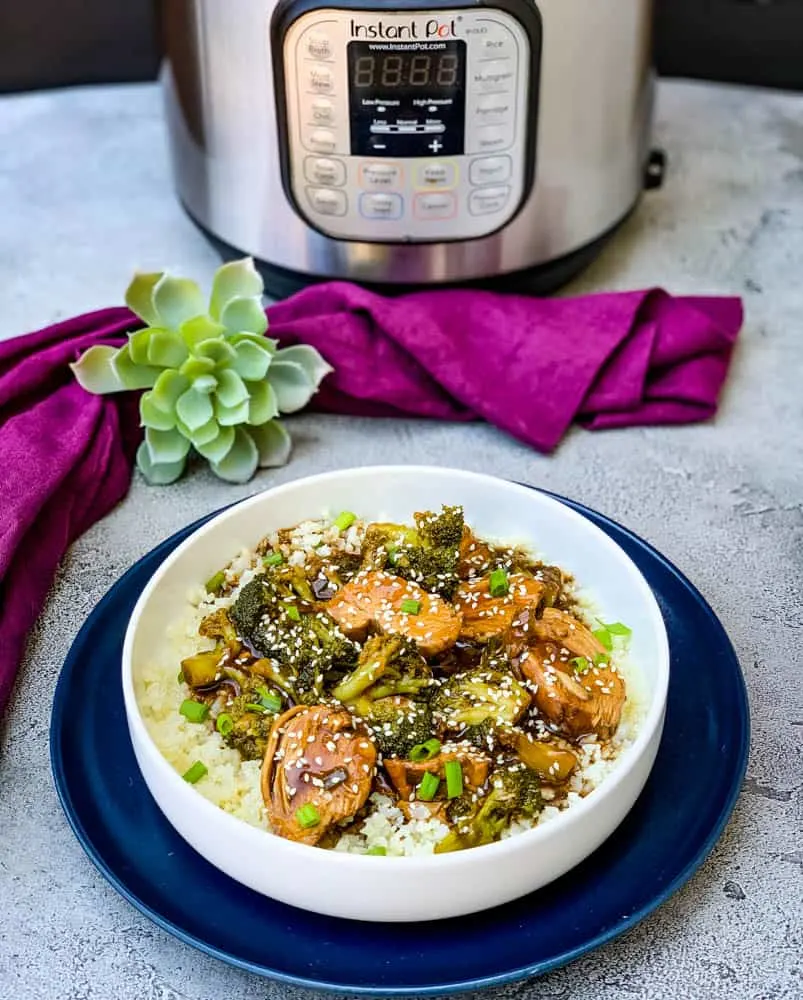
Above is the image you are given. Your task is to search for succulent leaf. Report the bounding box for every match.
[214,397,251,426]
[151,369,190,412]
[180,315,227,349]
[112,344,162,390]
[266,359,315,413]
[147,329,190,368]
[69,345,125,395]
[246,380,279,424]
[209,258,263,322]
[231,340,273,381]
[125,272,164,327]
[136,440,187,485]
[230,332,278,354]
[220,296,268,336]
[153,275,205,329]
[128,328,156,366]
[185,416,220,446]
[272,344,333,389]
[215,369,249,408]
[145,427,191,465]
[210,426,259,484]
[193,424,235,463]
[180,356,217,381]
[249,419,292,468]
[176,386,214,431]
[140,392,176,431]
[192,374,218,394]
[195,338,237,368]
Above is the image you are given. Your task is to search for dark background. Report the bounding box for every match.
[0,0,802,94]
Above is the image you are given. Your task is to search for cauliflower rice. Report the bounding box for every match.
[135,514,647,857]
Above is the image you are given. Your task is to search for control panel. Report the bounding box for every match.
[277,7,534,243]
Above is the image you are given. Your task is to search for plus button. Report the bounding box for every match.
[428,139,443,153]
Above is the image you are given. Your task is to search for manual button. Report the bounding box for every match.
[307,187,347,216]
[414,191,456,220]
[469,155,512,186]
[469,186,510,216]
[360,163,402,188]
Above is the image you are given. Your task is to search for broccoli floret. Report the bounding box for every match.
[435,762,543,853]
[222,696,275,761]
[332,635,432,705]
[229,578,270,639]
[432,668,530,733]
[416,505,464,551]
[363,697,435,759]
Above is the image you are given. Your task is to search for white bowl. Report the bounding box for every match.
[122,466,669,923]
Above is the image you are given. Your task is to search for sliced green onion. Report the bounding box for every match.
[593,652,610,666]
[417,772,440,801]
[263,551,283,566]
[444,760,463,799]
[179,699,209,724]
[296,803,321,829]
[387,545,399,566]
[592,628,613,651]
[366,845,387,856]
[177,670,185,685]
[603,621,632,637]
[334,511,357,532]
[571,656,590,673]
[256,687,283,713]
[182,760,207,784]
[205,570,226,595]
[216,713,234,736]
[489,568,509,597]
[244,702,267,714]
[285,604,301,622]
[409,738,441,762]
[400,598,421,615]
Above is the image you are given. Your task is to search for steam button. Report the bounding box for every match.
[307,187,347,216]
[473,126,511,152]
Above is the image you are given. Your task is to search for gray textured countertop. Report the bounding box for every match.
[1,79,801,1000]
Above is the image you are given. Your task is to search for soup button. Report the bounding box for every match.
[469,186,510,216]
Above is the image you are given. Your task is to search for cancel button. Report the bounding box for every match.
[469,186,510,216]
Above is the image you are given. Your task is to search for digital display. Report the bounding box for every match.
[347,40,466,158]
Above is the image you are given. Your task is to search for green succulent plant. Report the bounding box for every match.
[70,258,332,484]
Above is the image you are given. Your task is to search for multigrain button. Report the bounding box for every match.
[473,94,513,125]
[359,192,403,219]
[417,161,456,188]
[307,187,347,216]
[414,191,456,220]
[472,59,514,92]
[310,97,334,124]
[306,33,332,60]
[469,155,512,186]
[308,64,334,93]
[360,163,402,188]
[304,157,346,186]
[307,128,337,152]
[469,186,510,215]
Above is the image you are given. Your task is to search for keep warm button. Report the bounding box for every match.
[469,186,510,216]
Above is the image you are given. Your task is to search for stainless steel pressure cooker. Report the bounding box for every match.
[161,0,659,296]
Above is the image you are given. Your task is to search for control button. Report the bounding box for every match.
[304,157,346,187]
[359,192,403,220]
[309,97,334,124]
[306,33,332,60]
[472,59,515,92]
[473,94,513,125]
[473,126,511,153]
[307,187,347,216]
[481,33,515,60]
[308,64,334,93]
[469,186,511,216]
[307,128,337,152]
[469,155,512,186]
[414,191,456,220]
[417,161,456,189]
[427,138,444,153]
[360,163,402,189]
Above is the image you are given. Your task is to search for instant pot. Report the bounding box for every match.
[161,0,660,297]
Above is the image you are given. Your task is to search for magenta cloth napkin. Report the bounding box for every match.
[0,284,742,712]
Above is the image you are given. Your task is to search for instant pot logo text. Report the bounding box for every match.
[349,18,457,40]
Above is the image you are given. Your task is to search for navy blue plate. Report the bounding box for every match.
[50,490,749,996]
